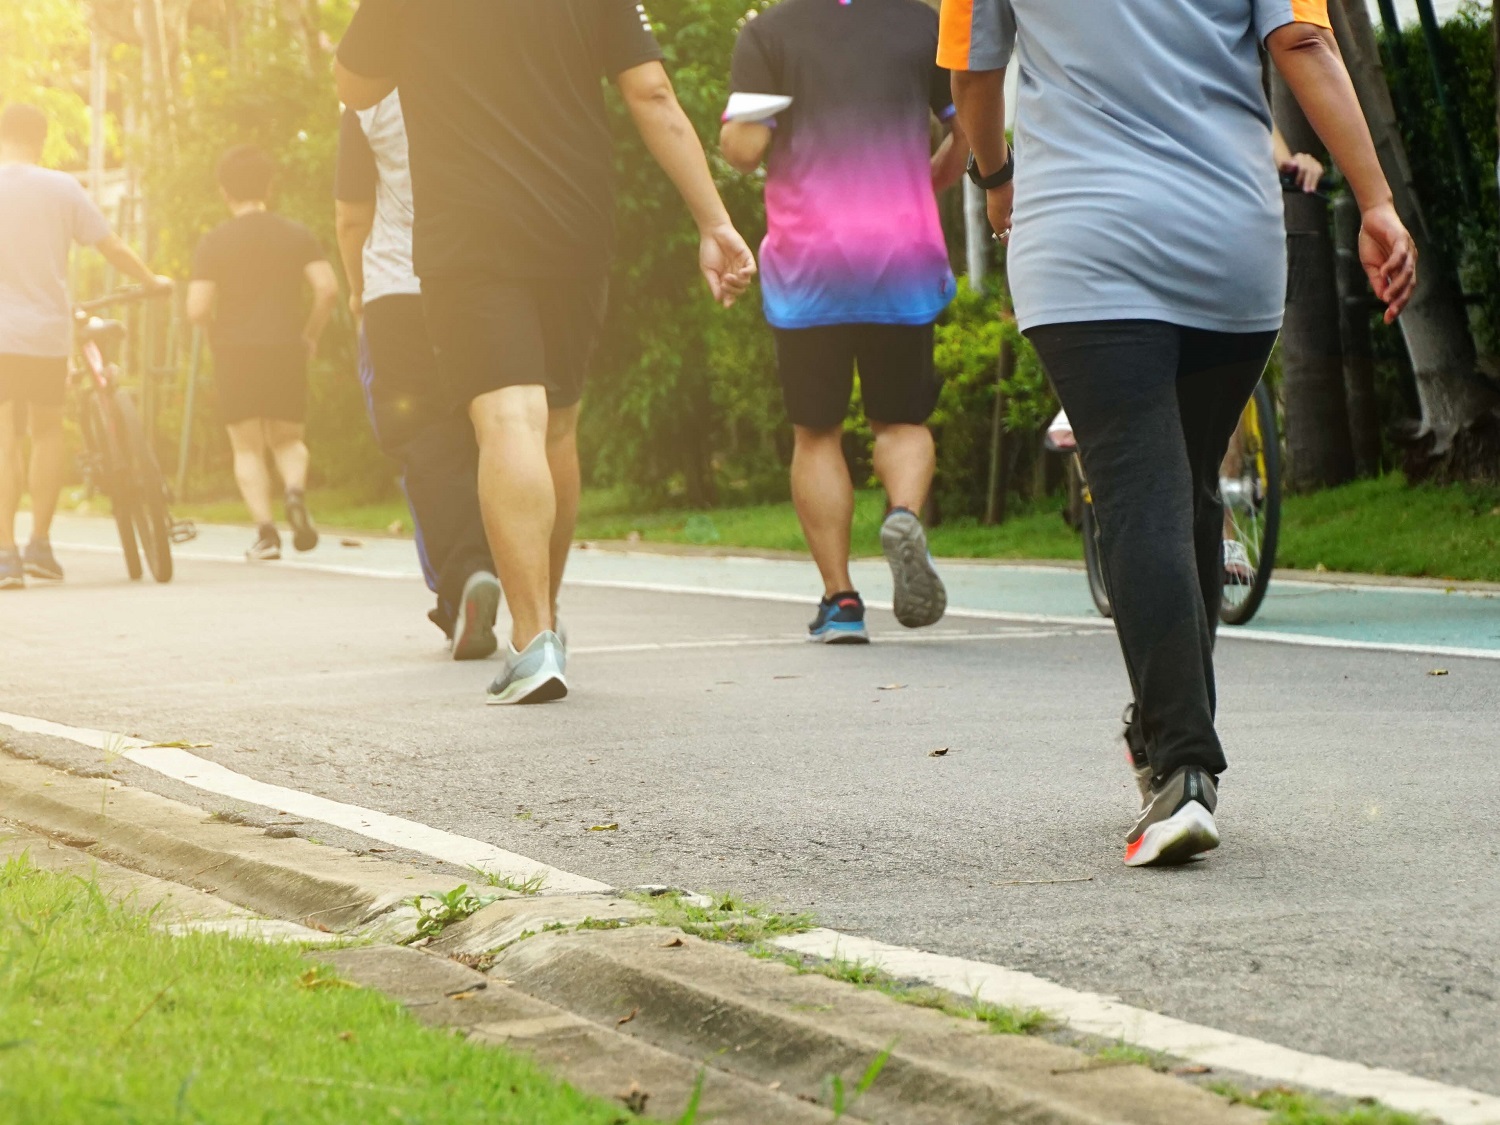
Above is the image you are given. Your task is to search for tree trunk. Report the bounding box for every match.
[1333,192,1384,475]
[1331,0,1500,477]
[1272,73,1356,490]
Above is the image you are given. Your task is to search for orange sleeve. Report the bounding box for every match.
[937,0,976,71]
[1289,0,1332,29]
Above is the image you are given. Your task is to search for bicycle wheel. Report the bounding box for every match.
[83,392,142,581]
[114,392,174,584]
[1076,456,1113,618]
[1220,381,1280,626]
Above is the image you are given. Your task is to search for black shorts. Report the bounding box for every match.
[773,323,939,429]
[420,274,609,411]
[213,342,309,425]
[0,355,68,410]
[361,294,440,453]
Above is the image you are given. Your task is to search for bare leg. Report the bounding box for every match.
[26,405,65,543]
[470,384,554,650]
[0,403,19,550]
[791,424,856,598]
[226,420,275,527]
[546,402,582,614]
[870,422,936,514]
[264,420,310,494]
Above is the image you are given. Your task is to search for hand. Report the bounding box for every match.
[149,274,176,293]
[1358,201,1417,324]
[986,182,1014,243]
[699,221,758,308]
[1280,152,1325,194]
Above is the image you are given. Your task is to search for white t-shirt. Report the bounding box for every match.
[335,92,420,304]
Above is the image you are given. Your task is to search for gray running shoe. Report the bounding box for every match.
[0,548,24,591]
[246,526,281,562]
[486,631,568,706]
[881,508,946,628]
[1125,766,1220,868]
[452,571,501,662]
[23,540,64,581]
[286,491,319,553]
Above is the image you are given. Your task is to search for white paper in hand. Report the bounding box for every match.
[722,93,793,124]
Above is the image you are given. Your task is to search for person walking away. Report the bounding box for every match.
[335,94,500,661]
[186,145,340,562]
[0,103,173,590]
[721,0,967,644]
[943,0,1416,866]
[336,0,757,705]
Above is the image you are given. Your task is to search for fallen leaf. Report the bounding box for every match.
[448,991,477,1002]
[660,937,684,948]
[617,1081,650,1115]
[589,823,620,832]
[773,674,802,681]
[878,684,906,692]
[339,538,363,548]
[338,1031,356,1043]
[768,1081,782,1091]
[616,1007,639,1027]
[1429,669,1450,677]
[148,741,213,750]
[1171,1064,1212,1076]
[298,969,356,991]
[928,747,950,758]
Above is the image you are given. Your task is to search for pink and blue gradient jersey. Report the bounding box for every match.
[729,0,958,330]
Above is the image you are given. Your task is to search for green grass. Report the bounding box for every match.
[0,855,630,1125]
[634,890,815,946]
[1211,1083,1427,1125]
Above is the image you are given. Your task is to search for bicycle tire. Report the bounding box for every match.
[1076,456,1114,619]
[114,392,174,584]
[85,392,142,581]
[1220,381,1280,626]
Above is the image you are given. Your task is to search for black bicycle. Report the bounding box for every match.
[72,288,195,583]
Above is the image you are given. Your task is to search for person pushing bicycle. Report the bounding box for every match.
[0,104,172,591]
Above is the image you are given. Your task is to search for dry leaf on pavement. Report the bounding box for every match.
[929,747,950,758]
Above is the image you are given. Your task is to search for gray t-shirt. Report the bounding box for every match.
[939,0,1329,334]
[0,163,112,357]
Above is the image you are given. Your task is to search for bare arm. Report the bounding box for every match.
[94,234,172,290]
[618,60,757,307]
[1267,22,1415,321]
[185,280,216,326]
[335,60,396,112]
[335,200,377,320]
[303,261,341,355]
[719,122,772,175]
[1271,125,1325,193]
[931,117,970,194]
[951,69,1012,239]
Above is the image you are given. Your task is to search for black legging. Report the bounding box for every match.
[1026,320,1278,783]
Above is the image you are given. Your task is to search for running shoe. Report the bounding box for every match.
[1224,538,1253,585]
[487,631,568,706]
[1124,766,1220,868]
[0,548,24,591]
[286,490,319,553]
[22,540,64,582]
[452,571,501,662]
[881,508,947,628]
[809,592,870,645]
[247,526,282,562]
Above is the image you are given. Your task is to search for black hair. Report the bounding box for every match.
[215,144,277,202]
[0,104,49,153]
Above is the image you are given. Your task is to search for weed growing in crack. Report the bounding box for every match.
[633,891,815,945]
[1210,1082,1427,1125]
[405,885,498,941]
[468,868,548,896]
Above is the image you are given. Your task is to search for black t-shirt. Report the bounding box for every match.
[191,212,326,350]
[337,0,664,281]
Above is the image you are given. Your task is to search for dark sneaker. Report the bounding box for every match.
[881,508,947,628]
[0,548,24,591]
[487,631,568,706]
[1125,766,1220,868]
[452,571,501,662]
[22,540,63,582]
[247,525,282,562]
[286,491,319,553]
[809,592,870,645]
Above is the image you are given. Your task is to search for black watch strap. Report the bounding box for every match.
[966,149,1014,191]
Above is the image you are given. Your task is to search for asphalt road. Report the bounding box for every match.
[2,523,1497,1102]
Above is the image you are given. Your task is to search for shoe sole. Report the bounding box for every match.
[0,577,24,591]
[452,576,501,662]
[809,626,871,645]
[881,513,947,629]
[246,551,281,562]
[23,566,63,581]
[1124,801,1220,867]
[487,672,569,706]
[290,518,319,553]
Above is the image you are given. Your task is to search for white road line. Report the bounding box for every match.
[774,930,1500,1125]
[2,707,1495,1124]
[0,710,609,896]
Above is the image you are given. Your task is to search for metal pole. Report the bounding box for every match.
[963,179,988,290]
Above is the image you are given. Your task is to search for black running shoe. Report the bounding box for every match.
[1125,766,1220,868]
[247,525,282,562]
[809,592,870,644]
[286,491,319,553]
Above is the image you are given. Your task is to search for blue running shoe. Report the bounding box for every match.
[809,592,870,645]
[0,547,24,591]
[23,539,64,582]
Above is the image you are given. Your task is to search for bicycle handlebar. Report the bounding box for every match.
[75,285,173,315]
[1279,170,1339,198]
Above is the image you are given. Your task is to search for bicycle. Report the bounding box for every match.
[72,287,196,583]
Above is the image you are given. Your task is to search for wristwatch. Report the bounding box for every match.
[966,149,1014,190]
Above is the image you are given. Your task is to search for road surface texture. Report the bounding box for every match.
[3,515,1498,1106]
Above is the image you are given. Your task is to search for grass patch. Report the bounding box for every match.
[0,855,629,1124]
[470,869,548,897]
[406,884,500,941]
[634,890,815,946]
[1211,1083,1428,1125]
